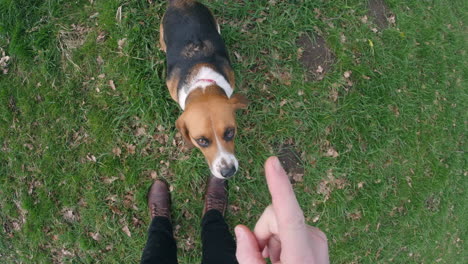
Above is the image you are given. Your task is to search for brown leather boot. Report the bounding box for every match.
[203,175,228,217]
[147,179,171,220]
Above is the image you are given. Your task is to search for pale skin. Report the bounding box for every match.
[235,157,330,264]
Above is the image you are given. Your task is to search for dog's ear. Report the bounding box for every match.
[229,94,249,110]
[176,114,194,149]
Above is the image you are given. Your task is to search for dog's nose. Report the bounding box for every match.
[221,166,236,178]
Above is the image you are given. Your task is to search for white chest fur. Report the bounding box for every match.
[178,66,233,110]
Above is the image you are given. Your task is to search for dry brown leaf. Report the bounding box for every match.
[126,144,136,155]
[334,178,348,189]
[109,205,123,215]
[118,38,127,51]
[361,15,368,23]
[312,215,320,223]
[316,169,349,201]
[62,208,80,223]
[184,236,195,250]
[325,147,339,158]
[344,71,352,79]
[61,249,74,257]
[390,206,405,217]
[0,49,10,75]
[105,195,118,202]
[390,105,400,117]
[135,127,146,137]
[89,232,101,241]
[112,147,122,157]
[86,154,97,162]
[12,221,21,231]
[229,205,241,212]
[292,173,304,182]
[109,80,116,91]
[329,88,338,102]
[96,55,104,65]
[132,216,143,227]
[278,71,292,86]
[317,180,332,201]
[347,211,362,220]
[233,51,242,62]
[406,176,412,188]
[123,192,135,209]
[23,143,34,151]
[116,6,122,23]
[89,12,99,19]
[316,65,324,73]
[297,47,304,59]
[340,33,347,43]
[96,31,107,42]
[78,198,88,207]
[122,225,131,237]
[103,177,118,184]
[280,99,288,107]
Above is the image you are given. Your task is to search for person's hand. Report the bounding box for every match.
[235,156,329,264]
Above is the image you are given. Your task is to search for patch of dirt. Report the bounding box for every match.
[2,219,13,237]
[58,24,89,49]
[425,194,441,212]
[277,143,305,183]
[296,32,335,81]
[58,24,90,68]
[368,0,391,28]
[61,207,80,223]
[7,95,20,115]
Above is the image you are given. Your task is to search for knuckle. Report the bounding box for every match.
[308,226,328,242]
[282,210,306,229]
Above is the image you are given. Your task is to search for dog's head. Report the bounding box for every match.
[176,93,248,179]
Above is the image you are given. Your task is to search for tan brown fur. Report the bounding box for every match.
[166,68,180,102]
[176,86,246,168]
[161,0,248,177]
[223,64,235,88]
[159,22,166,52]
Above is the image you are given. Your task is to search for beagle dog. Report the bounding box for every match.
[160,0,248,179]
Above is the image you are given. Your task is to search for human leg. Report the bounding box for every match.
[200,177,237,264]
[140,180,178,264]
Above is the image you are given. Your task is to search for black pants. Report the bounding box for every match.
[140,209,238,264]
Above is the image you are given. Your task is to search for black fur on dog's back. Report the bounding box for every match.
[162,0,232,87]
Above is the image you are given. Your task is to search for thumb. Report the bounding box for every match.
[235,225,265,264]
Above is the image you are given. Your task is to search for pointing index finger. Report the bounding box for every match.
[264,156,308,240]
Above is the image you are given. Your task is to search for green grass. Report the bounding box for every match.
[1,0,466,263]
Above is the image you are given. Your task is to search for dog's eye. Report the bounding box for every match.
[196,137,210,147]
[223,128,235,141]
